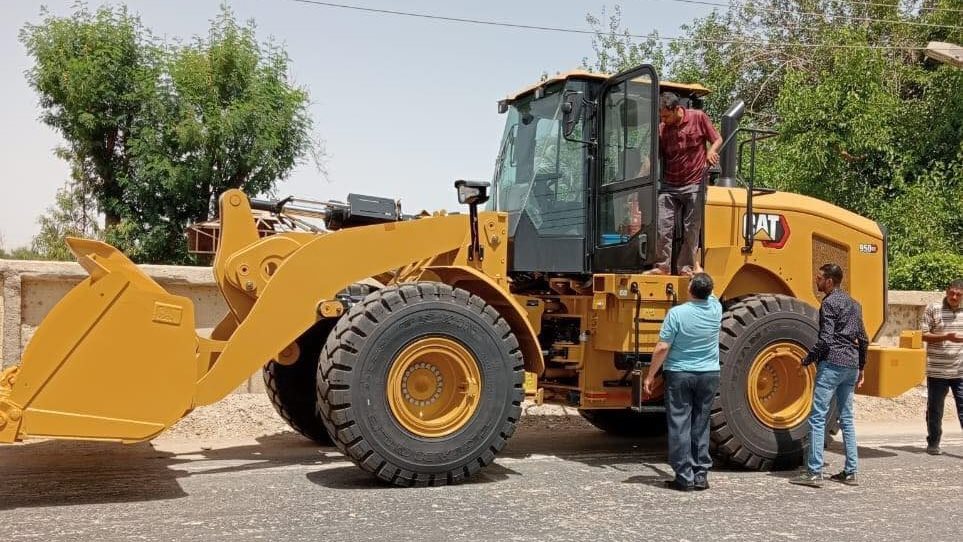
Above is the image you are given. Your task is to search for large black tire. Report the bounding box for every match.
[578,409,668,437]
[317,282,524,487]
[712,294,837,470]
[263,320,336,445]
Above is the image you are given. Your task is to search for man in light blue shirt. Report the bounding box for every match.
[644,272,722,491]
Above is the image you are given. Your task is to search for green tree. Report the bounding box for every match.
[20,5,158,231]
[30,147,102,261]
[582,5,667,74]
[21,4,320,264]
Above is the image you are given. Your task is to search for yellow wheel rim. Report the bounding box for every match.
[747,342,815,429]
[386,337,481,437]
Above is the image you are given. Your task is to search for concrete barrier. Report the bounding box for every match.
[0,259,944,394]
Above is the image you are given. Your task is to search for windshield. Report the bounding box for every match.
[492,81,588,237]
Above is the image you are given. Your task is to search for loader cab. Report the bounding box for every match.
[493,66,709,275]
[492,79,592,273]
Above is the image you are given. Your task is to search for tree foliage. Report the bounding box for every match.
[33,179,100,264]
[586,1,963,289]
[21,4,320,264]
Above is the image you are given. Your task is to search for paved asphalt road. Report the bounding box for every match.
[1,420,960,542]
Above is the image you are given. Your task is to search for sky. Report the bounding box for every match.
[0,0,714,249]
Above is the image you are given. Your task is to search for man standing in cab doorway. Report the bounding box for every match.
[790,263,869,488]
[644,92,721,277]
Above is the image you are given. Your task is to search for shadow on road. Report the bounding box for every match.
[825,440,900,459]
[306,462,522,489]
[621,463,676,489]
[0,415,926,505]
[880,444,963,460]
[0,432,338,510]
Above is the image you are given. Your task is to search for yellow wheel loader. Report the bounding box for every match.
[0,64,926,486]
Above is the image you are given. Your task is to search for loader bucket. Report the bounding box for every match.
[0,238,198,443]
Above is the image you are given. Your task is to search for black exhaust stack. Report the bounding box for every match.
[718,100,745,188]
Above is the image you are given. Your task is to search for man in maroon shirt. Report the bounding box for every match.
[644,92,722,276]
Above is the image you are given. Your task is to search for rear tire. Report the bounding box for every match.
[317,282,524,487]
[262,283,377,445]
[712,294,838,470]
[263,320,336,445]
[578,409,667,437]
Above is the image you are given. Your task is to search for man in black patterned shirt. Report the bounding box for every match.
[790,263,869,488]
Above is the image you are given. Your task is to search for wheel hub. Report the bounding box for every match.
[747,342,815,429]
[402,363,444,406]
[387,337,481,437]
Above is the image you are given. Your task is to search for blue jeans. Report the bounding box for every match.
[807,362,858,475]
[664,370,720,485]
[926,377,963,447]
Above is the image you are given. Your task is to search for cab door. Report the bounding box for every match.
[591,65,660,273]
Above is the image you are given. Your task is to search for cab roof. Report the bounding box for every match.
[503,69,711,103]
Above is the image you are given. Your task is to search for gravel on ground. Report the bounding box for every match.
[164,385,955,440]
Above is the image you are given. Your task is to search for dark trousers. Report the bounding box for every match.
[653,191,701,273]
[664,370,720,485]
[926,376,963,447]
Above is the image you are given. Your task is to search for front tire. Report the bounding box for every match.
[711,294,836,469]
[317,282,524,487]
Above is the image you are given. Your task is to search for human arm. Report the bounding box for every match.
[637,154,652,177]
[706,134,722,166]
[803,301,837,366]
[921,333,955,342]
[644,310,677,395]
[856,306,870,388]
[702,112,723,166]
[920,304,962,342]
[643,341,671,396]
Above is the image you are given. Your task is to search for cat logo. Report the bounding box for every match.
[743,212,790,249]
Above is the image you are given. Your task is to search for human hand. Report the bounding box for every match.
[706,150,720,166]
[643,376,654,396]
[857,370,865,389]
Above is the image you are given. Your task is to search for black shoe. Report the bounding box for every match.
[663,479,694,492]
[693,476,709,491]
[926,445,942,456]
[789,472,823,487]
[829,471,859,486]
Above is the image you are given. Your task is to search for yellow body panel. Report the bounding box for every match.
[703,187,887,337]
[859,336,926,398]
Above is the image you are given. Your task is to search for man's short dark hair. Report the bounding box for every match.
[660,92,681,111]
[689,272,714,300]
[819,263,844,285]
[948,278,963,291]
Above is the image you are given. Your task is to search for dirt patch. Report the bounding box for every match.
[166,386,955,440]
[166,393,290,440]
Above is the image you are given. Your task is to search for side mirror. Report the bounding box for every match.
[561,91,584,138]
